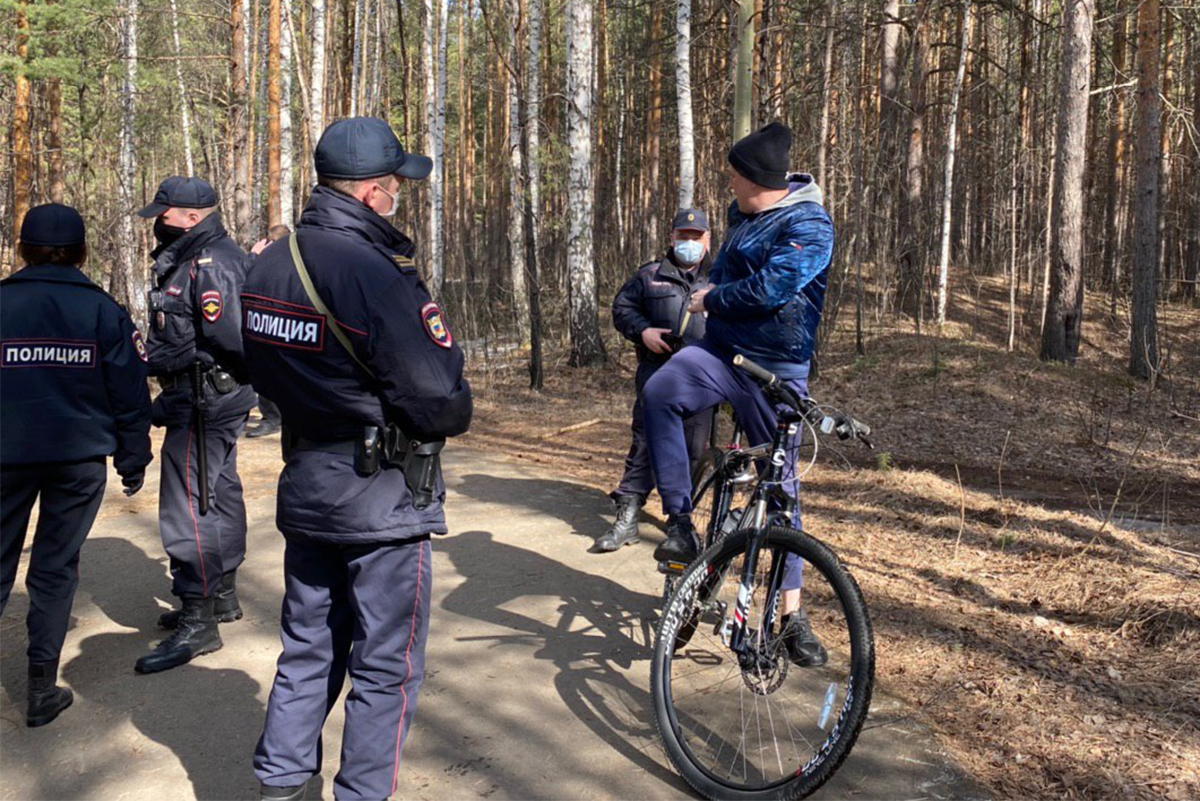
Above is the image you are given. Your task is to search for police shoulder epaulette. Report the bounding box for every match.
[392,254,417,269]
[195,247,214,267]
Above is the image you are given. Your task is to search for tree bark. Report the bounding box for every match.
[733,0,754,140]
[675,0,695,208]
[816,0,836,188]
[115,0,143,319]
[11,2,32,250]
[566,0,606,365]
[46,77,65,203]
[1129,0,1160,379]
[1102,1,1128,298]
[426,0,446,295]
[936,0,973,328]
[231,0,252,244]
[310,0,327,143]
[268,0,282,227]
[280,0,295,225]
[168,0,195,175]
[507,0,529,339]
[1040,0,1093,363]
[523,0,544,388]
[896,0,929,320]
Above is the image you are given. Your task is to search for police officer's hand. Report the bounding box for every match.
[250,238,272,256]
[641,327,674,355]
[688,285,713,314]
[121,470,146,497]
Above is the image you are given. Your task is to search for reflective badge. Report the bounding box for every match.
[421,302,452,348]
[201,290,222,323]
[132,330,148,362]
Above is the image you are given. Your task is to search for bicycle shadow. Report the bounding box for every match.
[436,530,684,790]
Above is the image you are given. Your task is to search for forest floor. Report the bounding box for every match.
[462,275,1200,801]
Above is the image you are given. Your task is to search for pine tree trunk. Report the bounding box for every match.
[732,0,754,140]
[507,0,529,340]
[11,2,32,250]
[46,78,65,203]
[1129,0,1160,379]
[1102,2,1128,297]
[566,0,606,366]
[896,0,929,320]
[1040,0,1093,363]
[936,0,973,328]
[816,0,836,188]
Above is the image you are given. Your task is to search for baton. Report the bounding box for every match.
[190,360,211,516]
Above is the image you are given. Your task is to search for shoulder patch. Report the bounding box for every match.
[132,329,148,362]
[393,254,417,268]
[421,302,452,348]
[200,290,223,323]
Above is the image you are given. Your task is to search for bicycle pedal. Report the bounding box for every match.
[657,560,688,575]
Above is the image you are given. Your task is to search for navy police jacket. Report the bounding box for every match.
[146,212,256,427]
[0,264,153,474]
[704,174,833,379]
[612,249,709,366]
[241,185,473,543]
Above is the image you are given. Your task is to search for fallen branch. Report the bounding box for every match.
[537,418,604,440]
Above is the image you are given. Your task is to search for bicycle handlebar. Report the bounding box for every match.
[733,354,874,449]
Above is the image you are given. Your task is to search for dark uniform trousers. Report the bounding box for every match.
[614,360,713,500]
[159,413,248,597]
[255,536,432,801]
[0,460,107,662]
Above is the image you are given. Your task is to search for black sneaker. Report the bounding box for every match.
[592,495,642,552]
[653,514,700,564]
[136,597,223,674]
[780,610,828,667]
[260,782,307,800]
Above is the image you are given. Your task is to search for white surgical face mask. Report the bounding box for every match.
[377,183,400,217]
[674,238,705,266]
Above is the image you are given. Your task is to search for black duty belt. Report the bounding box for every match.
[157,373,187,390]
[158,368,238,394]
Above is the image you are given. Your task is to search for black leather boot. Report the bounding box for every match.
[27,659,73,727]
[592,495,642,552]
[260,781,307,800]
[653,514,700,564]
[136,596,223,674]
[159,571,243,628]
[780,610,829,667]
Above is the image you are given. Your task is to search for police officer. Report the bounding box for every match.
[245,225,291,439]
[1,204,153,726]
[593,209,714,552]
[244,117,472,801]
[135,177,257,674]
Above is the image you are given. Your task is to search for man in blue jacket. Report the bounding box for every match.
[1,204,153,726]
[245,117,472,801]
[643,122,832,666]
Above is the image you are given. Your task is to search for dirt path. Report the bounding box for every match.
[0,435,983,800]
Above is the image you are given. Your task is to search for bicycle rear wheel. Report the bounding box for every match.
[652,526,874,800]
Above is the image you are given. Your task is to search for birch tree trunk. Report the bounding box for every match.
[507,0,529,340]
[231,0,252,243]
[268,0,282,227]
[675,0,695,208]
[1129,0,1160,379]
[280,0,295,225]
[351,0,365,116]
[310,0,327,143]
[168,0,195,175]
[116,0,144,319]
[567,0,606,366]
[426,0,447,295]
[1040,0,1093,363]
[524,0,544,386]
[935,0,972,327]
[732,0,754,140]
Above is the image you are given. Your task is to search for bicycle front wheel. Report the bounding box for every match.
[652,526,875,800]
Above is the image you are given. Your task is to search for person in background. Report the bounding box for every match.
[593,209,714,553]
[1,203,152,726]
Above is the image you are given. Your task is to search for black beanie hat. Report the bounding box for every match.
[728,122,792,190]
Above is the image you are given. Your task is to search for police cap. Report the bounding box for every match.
[672,208,709,232]
[20,203,87,247]
[137,177,220,218]
[315,117,433,181]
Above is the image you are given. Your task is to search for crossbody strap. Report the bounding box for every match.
[288,233,377,379]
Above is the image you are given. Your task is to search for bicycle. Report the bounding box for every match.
[651,354,876,800]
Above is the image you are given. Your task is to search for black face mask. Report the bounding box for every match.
[153,217,190,247]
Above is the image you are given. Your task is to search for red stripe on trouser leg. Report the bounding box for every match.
[391,542,426,795]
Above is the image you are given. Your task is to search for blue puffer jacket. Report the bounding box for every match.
[703,173,833,379]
